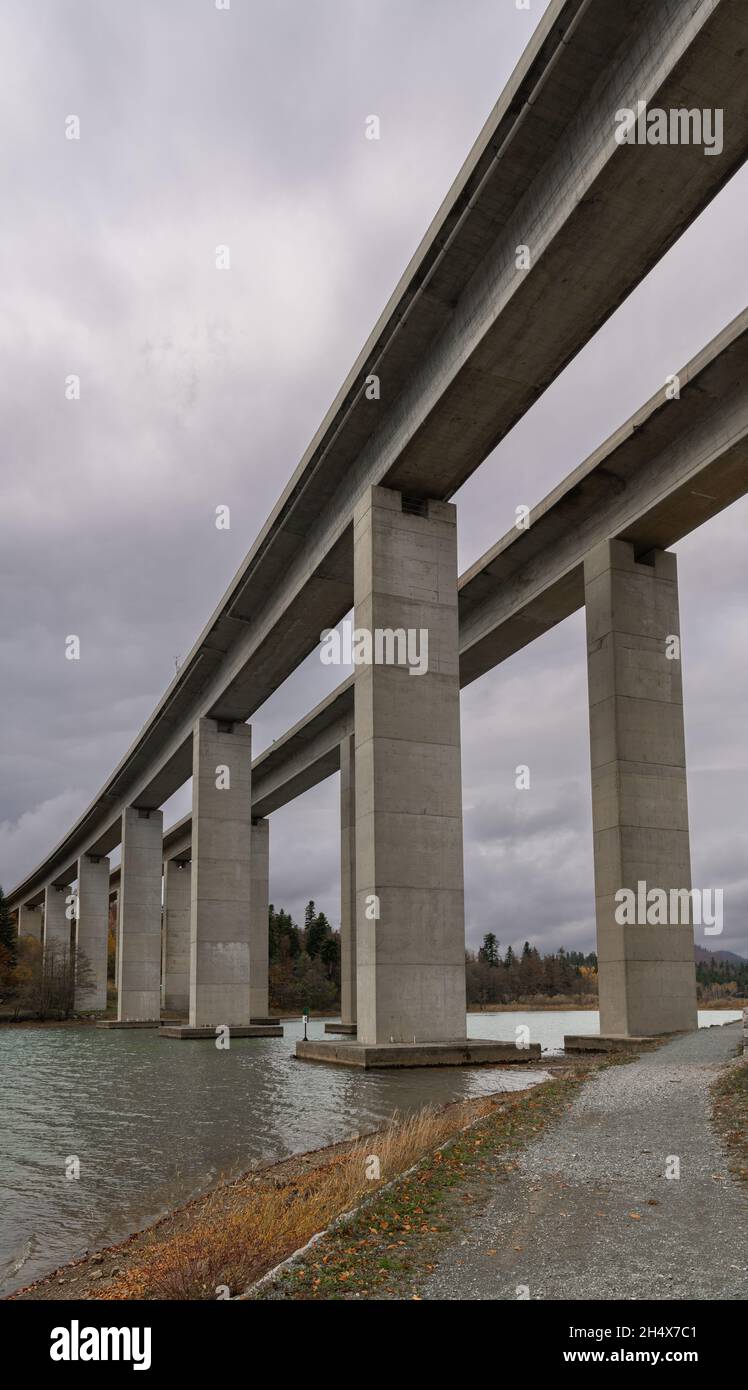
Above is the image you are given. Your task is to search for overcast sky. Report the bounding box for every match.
[1,0,747,958]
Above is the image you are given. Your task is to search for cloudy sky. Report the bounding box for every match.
[1,0,747,957]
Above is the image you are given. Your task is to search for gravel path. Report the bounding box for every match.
[423,1023,748,1300]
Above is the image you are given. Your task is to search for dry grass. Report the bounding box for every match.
[711,1055,748,1189]
[101,1102,486,1300]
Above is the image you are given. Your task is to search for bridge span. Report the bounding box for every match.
[9,0,748,1061]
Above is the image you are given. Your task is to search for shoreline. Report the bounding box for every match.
[9,1058,579,1302]
[1,1000,743,1029]
[6,1017,742,1301]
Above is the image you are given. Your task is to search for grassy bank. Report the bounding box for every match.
[711,1053,748,1189]
[13,1059,594,1302]
[251,1066,598,1301]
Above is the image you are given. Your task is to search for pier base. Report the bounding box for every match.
[160,1024,283,1039]
[324,1022,357,1035]
[96,1019,161,1030]
[296,1038,541,1068]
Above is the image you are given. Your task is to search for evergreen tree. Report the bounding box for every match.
[306,909,331,959]
[478,932,500,967]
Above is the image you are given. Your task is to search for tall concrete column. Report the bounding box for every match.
[354,485,467,1045]
[340,734,357,1027]
[44,884,71,956]
[117,807,163,1022]
[75,854,110,1012]
[110,891,118,986]
[163,858,190,1015]
[249,818,270,1021]
[18,904,42,941]
[585,539,697,1037]
[189,717,252,1028]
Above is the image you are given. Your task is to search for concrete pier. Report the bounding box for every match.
[75,853,110,1011]
[249,817,270,1023]
[188,718,253,1030]
[44,884,71,955]
[162,858,190,1015]
[303,485,469,1065]
[339,733,357,1031]
[116,807,163,1023]
[17,903,42,942]
[584,540,698,1038]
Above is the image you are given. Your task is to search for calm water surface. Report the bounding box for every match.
[0,1009,737,1294]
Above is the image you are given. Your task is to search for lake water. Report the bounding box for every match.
[0,1009,738,1295]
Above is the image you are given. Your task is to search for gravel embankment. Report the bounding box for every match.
[423,1023,748,1301]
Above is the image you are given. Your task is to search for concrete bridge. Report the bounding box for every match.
[8,0,748,1063]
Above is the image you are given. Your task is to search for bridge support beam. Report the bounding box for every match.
[75,853,109,1012]
[298,485,535,1067]
[188,717,253,1029]
[340,733,357,1029]
[115,807,163,1023]
[18,903,42,942]
[249,818,271,1022]
[44,884,71,956]
[326,734,357,1036]
[354,487,466,1045]
[162,858,190,1015]
[584,540,698,1038]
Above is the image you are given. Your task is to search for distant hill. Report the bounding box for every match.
[694,945,746,965]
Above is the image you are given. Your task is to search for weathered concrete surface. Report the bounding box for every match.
[10,0,748,913]
[43,884,70,954]
[296,1039,541,1069]
[160,1024,282,1039]
[585,540,697,1036]
[189,718,252,1028]
[96,1019,160,1030]
[249,818,270,1022]
[324,1023,357,1036]
[162,857,190,1015]
[17,904,42,941]
[423,1023,748,1301]
[339,733,356,1027]
[116,807,163,1022]
[75,854,109,1011]
[354,486,466,1046]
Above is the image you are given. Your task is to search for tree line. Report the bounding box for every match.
[268,900,341,1011]
[466,934,598,1006]
[0,885,95,1019]
[2,881,745,1018]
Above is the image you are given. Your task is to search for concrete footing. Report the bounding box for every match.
[564,1033,664,1053]
[295,1038,541,1068]
[96,1019,161,1029]
[160,1023,283,1039]
[250,1016,280,1026]
[324,1022,357,1035]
